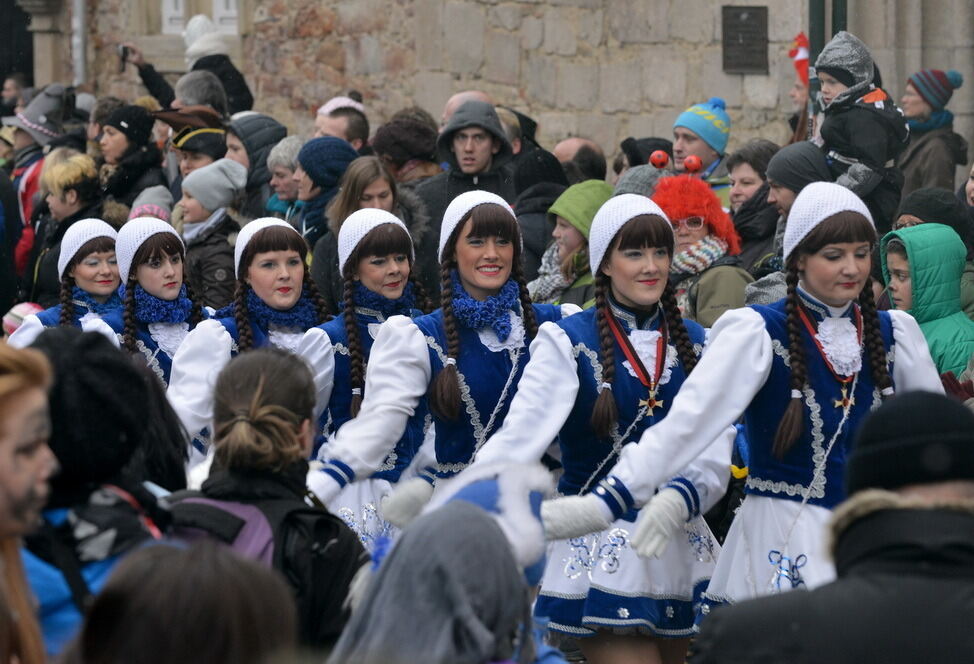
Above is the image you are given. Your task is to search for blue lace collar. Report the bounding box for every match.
[450,271,520,340]
[245,287,320,330]
[72,286,122,315]
[352,281,416,319]
[607,293,660,332]
[121,284,194,324]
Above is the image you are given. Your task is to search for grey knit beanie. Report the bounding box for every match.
[181,158,247,213]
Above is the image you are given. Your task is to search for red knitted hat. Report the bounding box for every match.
[652,175,741,255]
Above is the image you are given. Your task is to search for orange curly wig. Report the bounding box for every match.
[651,175,742,255]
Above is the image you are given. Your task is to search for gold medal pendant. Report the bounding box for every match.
[833,384,855,409]
[639,389,665,415]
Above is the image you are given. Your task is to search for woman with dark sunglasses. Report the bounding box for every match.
[653,176,754,327]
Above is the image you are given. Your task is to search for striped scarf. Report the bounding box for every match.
[670,234,729,277]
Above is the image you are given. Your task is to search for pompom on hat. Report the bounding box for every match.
[783,182,873,261]
[438,190,516,262]
[588,194,671,275]
[337,209,413,275]
[907,69,963,111]
[673,97,732,156]
[116,217,183,283]
[57,219,118,280]
[233,218,300,278]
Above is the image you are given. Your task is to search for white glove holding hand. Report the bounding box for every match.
[381,477,434,527]
[631,487,689,559]
[307,468,345,506]
[294,327,335,422]
[167,320,233,437]
[541,494,613,540]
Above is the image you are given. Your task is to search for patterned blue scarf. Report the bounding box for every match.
[353,281,416,317]
[245,286,320,330]
[449,271,520,341]
[72,286,122,315]
[123,284,194,324]
[907,109,954,133]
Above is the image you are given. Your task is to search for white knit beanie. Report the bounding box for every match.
[783,182,873,261]
[181,158,247,214]
[116,217,183,283]
[337,209,413,275]
[233,218,301,278]
[438,190,516,262]
[57,219,118,280]
[588,194,671,275]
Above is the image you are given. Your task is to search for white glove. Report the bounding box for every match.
[632,487,689,559]
[307,468,345,505]
[80,317,121,348]
[167,320,233,437]
[381,477,434,527]
[294,327,335,422]
[541,494,613,540]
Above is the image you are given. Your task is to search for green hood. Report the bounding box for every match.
[547,179,614,238]
[882,223,974,375]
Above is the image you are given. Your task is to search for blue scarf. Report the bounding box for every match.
[353,281,416,317]
[245,287,320,330]
[449,272,520,341]
[907,109,954,133]
[300,191,333,248]
[124,284,194,324]
[72,286,122,315]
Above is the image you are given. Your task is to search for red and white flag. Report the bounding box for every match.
[789,32,810,87]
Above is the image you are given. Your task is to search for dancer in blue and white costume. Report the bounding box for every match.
[167,218,332,478]
[103,217,208,386]
[9,218,121,348]
[312,208,431,551]
[469,195,732,664]
[310,191,579,518]
[542,183,943,618]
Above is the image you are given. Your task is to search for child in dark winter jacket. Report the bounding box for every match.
[814,31,909,235]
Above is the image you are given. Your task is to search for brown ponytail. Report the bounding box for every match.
[773,265,808,458]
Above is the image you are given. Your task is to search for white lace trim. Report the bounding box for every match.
[267,325,305,353]
[78,311,101,326]
[814,317,861,376]
[135,339,165,383]
[622,330,679,386]
[477,311,525,352]
[148,321,190,358]
[367,322,382,340]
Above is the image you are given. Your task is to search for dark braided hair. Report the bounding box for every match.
[57,236,118,328]
[342,277,366,417]
[660,281,698,373]
[429,202,535,421]
[233,281,256,352]
[590,274,618,439]
[773,210,885,458]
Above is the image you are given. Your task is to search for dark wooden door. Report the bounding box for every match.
[0,0,33,86]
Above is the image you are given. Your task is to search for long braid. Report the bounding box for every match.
[590,273,619,440]
[511,260,539,340]
[429,262,462,420]
[304,265,331,322]
[773,266,808,458]
[343,277,365,417]
[858,276,893,398]
[408,273,432,314]
[233,281,254,352]
[122,278,139,353]
[58,276,75,327]
[660,281,698,374]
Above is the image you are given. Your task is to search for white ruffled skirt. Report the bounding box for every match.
[326,478,398,554]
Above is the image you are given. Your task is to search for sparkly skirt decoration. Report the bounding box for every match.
[698,495,836,621]
[536,513,719,639]
[326,477,397,554]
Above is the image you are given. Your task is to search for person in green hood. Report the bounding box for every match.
[882,222,974,375]
[527,179,613,308]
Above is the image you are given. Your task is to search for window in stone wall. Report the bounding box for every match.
[158,0,239,36]
[213,0,239,34]
[162,0,186,34]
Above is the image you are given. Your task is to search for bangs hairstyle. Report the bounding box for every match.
[443,203,522,263]
[342,223,414,279]
[603,214,675,266]
[42,153,99,201]
[786,210,877,267]
[132,232,186,270]
[239,225,310,270]
[775,208,890,459]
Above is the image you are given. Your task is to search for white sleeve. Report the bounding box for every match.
[80,317,121,348]
[166,319,233,438]
[663,424,735,518]
[6,314,44,348]
[318,315,431,485]
[559,303,583,318]
[293,327,335,422]
[610,307,773,507]
[474,322,579,466]
[889,310,945,394]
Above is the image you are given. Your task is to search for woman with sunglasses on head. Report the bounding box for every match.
[653,175,753,327]
[541,183,943,615]
[309,191,580,520]
[463,194,734,664]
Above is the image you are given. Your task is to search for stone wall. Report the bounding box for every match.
[72,0,974,174]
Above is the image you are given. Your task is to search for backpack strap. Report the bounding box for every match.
[169,501,247,544]
[39,521,92,613]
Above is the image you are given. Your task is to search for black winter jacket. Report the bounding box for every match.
[26,200,104,307]
[137,54,253,115]
[691,492,974,664]
[100,145,167,219]
[731,182,779,278]
[513,182,566,282]
[228,114,287,222]
[185,209,238,309]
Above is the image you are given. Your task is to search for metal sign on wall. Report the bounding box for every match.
[722,6,769,75]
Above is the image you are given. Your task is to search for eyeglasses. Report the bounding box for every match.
[672,216,706,231]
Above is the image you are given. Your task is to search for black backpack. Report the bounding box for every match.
[169,490,368,648]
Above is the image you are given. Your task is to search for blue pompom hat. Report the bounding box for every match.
[673,97,732,156]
